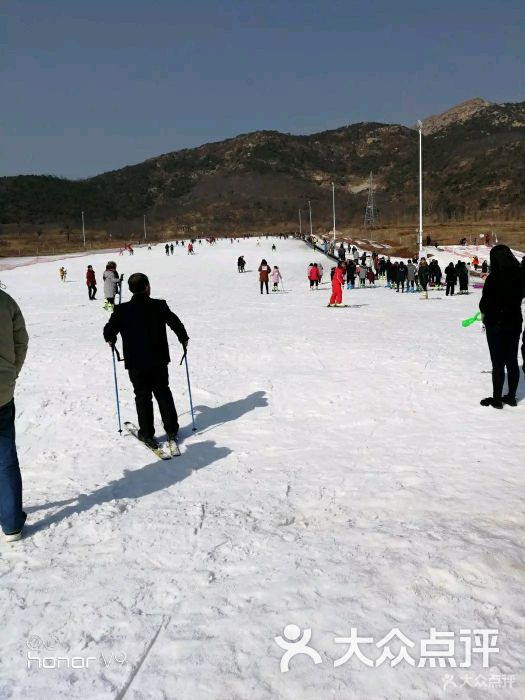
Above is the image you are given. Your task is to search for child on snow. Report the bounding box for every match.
[59,267,67,282]
[308,263,320,289]
[271,266,282,291]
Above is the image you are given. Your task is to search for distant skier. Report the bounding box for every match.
[170,243,174,255]
[328,262,345,306]
[258,259,271,294]
[272,243,277,252]
[103,273,189,448]
[59,267,67,282]
[237,256,246,273]
[165,243,170,256]
[188,243,194,255]
[103,261,120,310]
[86,265,97,300]
[271,266,282,291]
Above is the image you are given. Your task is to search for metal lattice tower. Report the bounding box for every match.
[363,171,378,227]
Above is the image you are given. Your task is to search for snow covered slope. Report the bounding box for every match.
[0,238,524,699]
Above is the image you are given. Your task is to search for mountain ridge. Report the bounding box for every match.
[1,98,524,234]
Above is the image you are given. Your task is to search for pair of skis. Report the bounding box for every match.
[124,422,181,460]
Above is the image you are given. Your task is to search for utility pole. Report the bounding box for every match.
[363,172,378,227]
[308,200,313,237]
[416,120,423,255]
[82,211,85,247]
[299,208,302,236]
[143,214,147,241]
[332,182,336,243]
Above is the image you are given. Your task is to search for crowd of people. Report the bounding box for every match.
[1,237,525,543]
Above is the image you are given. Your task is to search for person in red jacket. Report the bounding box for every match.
[328,262,345,306]
[86,265,97,300]
[308,263,320,290]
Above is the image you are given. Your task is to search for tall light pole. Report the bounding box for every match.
[81,210,85,247]
[332,182,336,244]
[416,119,423,256]
[308,200,313,237]
[143,214,147,241]
[299,208,302,236]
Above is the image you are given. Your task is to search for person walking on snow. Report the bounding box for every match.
[258,259,271,294]
[271,266,282,291]
[170,243,174,255]
[59,267,67,282]
[328,262,345,306]
[86,265,97,300]
[103,273,189,448]
[479,245,524,409]
[103,261,120,310]
[165,243,170,256]
[237,256,246,273]
[317,263,324,283]
[0,286,29,541]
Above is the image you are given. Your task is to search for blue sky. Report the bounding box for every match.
[2,0,524,178]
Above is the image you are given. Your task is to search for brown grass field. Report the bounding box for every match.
[0,220,524,259]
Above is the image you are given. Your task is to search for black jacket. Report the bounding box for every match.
[445,264,457,283]
[479,268,524,327]
[103,295,189,370]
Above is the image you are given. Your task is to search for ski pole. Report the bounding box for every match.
[111,346,123,434]
[280,277,285,292]
[180,349,196,431]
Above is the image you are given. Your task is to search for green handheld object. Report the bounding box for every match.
[461,311,481,327]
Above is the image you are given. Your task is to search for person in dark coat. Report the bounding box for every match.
[346,260,356,289]
[103,273,189,447]
[479,245,524,408]
[86,265,97,300]
[458,261,469,294]
[396,262,407,293]
[445,263,457,296]
[418,259,430,298]
[434,262,443,287]
[258,259,271,294]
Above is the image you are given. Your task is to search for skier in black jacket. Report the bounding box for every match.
[103,273,189,447]
[479,245,524,408]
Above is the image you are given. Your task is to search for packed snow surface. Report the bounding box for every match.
[0,238,524,699]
